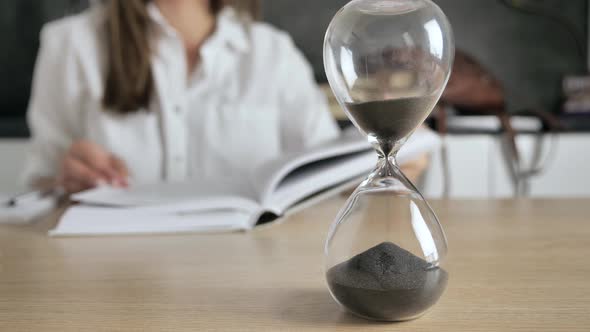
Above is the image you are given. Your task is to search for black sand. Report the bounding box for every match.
[326,242,447,321]
[345,96,438,142]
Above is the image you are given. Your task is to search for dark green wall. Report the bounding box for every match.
[0,0,85,118]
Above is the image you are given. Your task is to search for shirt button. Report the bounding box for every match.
[174,155,184,163]
[174,105,182,114]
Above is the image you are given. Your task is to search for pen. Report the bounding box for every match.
[3,189,57,207]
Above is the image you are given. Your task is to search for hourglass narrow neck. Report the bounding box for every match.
[368,135,407,162]
[362,135,415,193]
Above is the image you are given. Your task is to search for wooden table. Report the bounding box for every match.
[1,198,589,331]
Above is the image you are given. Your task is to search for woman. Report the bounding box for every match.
[24,0,340,193]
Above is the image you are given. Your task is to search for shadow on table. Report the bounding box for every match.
[272,288,407,327]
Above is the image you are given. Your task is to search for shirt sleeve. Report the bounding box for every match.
[22,22,84,186]
[276,34,340,152]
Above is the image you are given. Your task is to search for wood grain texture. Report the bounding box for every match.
[1,199,589,331]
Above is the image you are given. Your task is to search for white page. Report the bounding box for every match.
[50,206,252,236]
[56,178,261,236]
[73,178,257,209]
[253,130,372,201]
[265,151,375,212]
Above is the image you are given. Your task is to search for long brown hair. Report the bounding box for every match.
[103,0,261,114]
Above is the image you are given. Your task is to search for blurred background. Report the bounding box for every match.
[1,0,589,198]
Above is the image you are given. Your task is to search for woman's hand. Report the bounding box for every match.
[59,140,129,193]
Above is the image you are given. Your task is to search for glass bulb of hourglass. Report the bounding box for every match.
[323,0,454,321]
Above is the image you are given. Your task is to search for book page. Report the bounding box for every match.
[50,206,253,236]
[252,130,372,203]
[57,178,262,236]
[72,178,258,211]
[259,127,440,214]
[264,150,375,213]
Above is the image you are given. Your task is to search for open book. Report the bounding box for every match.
[50,128,440,236]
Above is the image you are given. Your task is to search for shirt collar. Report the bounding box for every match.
[147,3,250,54]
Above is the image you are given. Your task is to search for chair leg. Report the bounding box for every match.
[498,134,522,197]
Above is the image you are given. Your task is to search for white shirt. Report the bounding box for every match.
[24,5,339,185]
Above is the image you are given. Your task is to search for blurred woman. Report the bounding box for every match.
[24,0,339,193]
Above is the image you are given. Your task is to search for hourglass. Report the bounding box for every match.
[323,0,454,321]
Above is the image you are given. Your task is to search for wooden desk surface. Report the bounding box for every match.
[1,198,589,331]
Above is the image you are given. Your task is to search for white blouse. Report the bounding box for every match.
[24,4,339,185]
